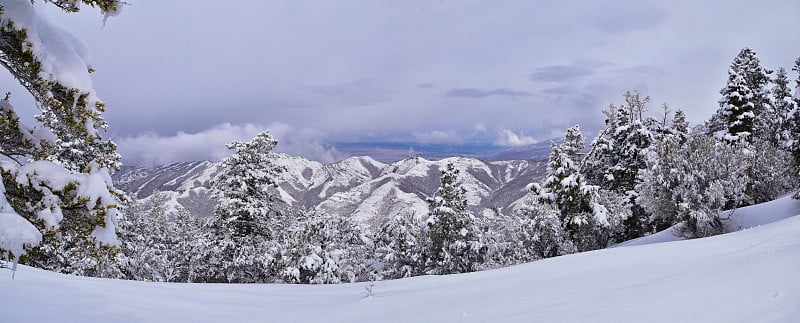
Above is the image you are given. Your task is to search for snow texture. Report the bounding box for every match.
[2,195,800,322]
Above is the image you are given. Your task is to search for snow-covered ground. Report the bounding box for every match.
[3,196,800,322]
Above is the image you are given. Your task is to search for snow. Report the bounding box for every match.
[3,196,800,322]
[0,212,41,259]
[1,0,94,91]
[619,192,800,248]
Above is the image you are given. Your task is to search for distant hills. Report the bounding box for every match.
[331,140,557,163]
[113,154,548,229]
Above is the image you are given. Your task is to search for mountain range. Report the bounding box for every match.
[112,153,549,230]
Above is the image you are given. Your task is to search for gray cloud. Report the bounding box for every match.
[116,123,344,165]
[590,1,667,33]
[446,88,533,99]
[11,0,795,164]
[529,65,596,83]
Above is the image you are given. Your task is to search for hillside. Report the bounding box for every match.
[2,195,799,322]
[113,155,547,229]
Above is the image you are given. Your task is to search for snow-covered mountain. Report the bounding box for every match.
[4,195,799,322]
[113,155,547,229]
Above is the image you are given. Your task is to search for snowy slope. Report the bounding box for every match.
[618,192,800,247]
[2,198,800,322]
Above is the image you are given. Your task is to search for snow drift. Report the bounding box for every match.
[2,195,799,322]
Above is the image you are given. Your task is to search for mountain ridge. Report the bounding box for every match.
[113,154,548,230]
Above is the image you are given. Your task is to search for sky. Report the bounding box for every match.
[4,0,800,164]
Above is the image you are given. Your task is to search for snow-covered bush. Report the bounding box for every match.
[278,210,370,284]
[372,211,428,280]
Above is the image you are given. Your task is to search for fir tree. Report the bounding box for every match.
[536,128,610,251]
[117,191,174,282]
[512,200,575,261]
[425,163,484,275]
[372,211,427,280]
[713,48,773,144]
[211,131,285,238]
[0,0,123,274]
[582,91,654,240]
[671,109,689,144]
[787,58,800,169]
[279,210,370,284]
[771,68,797,148]
[205,130,286,283]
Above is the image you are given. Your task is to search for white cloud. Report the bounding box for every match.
[494,129,537,147]
[472,123,487,134]
[116,122,344,165]
[412,130,463,144]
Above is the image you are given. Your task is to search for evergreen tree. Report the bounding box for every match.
[205,130,286,283]
[535,128,610,251]
[562,125,585,162]
[425,163,484,275]
[671,109,689,144]
[211,131,285,238]
[582,91,654,240]
[372,211,427,280]
[116,191,176,282]
[713,48,773,144]
[511,200,575,261]
[787,58,800,169]
[169,206,204,283]
[279,210,370,284]
[638,134,754,237]
[0,0,123,274]
[772,68,797,149]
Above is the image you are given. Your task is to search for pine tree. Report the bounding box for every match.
[638,134,755,237]
[169,206,203,282]
[671,109,689,144]
[562,125,585,162]
[787,58,800,169]
[535,128,610,251]
[372,211,427,280]
[581,91,654,240]
[279,210,370,284]
[205,130,286,283]
[771,68,797,148]
[0,0,123,273]
[713,48,773,144]
[211,131,285,239]
[425,163,484,275]
[511,200,575,261]
[117,191,174,282]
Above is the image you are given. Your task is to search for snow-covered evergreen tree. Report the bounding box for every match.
[211,131,284,238]
[581,91,654,241]
[535,128,611,251]
[372,211,427,280]
[117,191,174,282]
[638,134,751,237]
[671,109,689,144]
[782,59,800,169]
[425,163,484,275]
[713,48,774,144]
[511,200,575,261]
[771,68,797,148]
[279,210,370,284]
[204,130,286,283]
[562,125,585,162]
[168,206,204,283]
[0,0,122,275]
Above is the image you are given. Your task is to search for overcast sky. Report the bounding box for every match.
[6,0,800,164]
